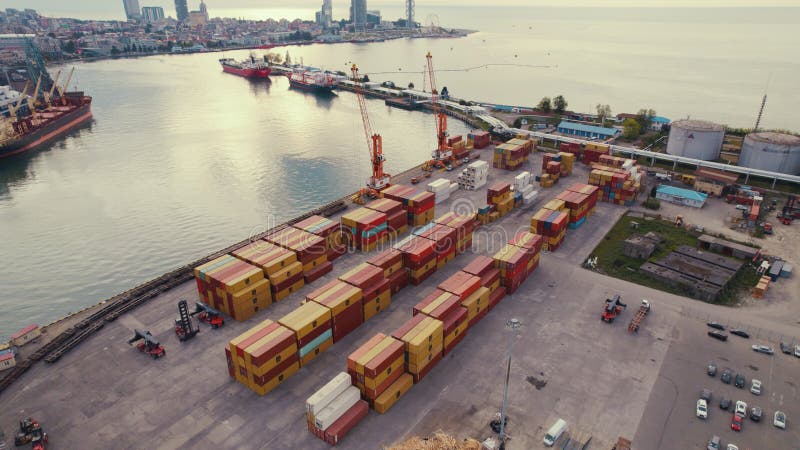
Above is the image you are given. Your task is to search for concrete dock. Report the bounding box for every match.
[1,148,798,450]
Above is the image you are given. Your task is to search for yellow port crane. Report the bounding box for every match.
[351,63,391,193]
[7,80,30,120]
[43,69,61,108]
[55,67,75,106]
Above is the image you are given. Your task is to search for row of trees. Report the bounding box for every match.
[622,108,657,140]
[537,95,568,114]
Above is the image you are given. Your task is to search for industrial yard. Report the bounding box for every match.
[1,139,798,450]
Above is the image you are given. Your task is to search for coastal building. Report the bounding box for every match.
[367,10,381,25]
[316,0,333,28]
[174,0,189,21]
[350,0,368,29]
[141,6,165,23]
[655,185,708,208]
[122,0,141,20]
[556,121,619,140]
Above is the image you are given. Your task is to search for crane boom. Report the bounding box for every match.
[58,67,75,105]
[8,81,30,120]
[44,69,61,107]
[426,52,450,160]
[351,64,390,191]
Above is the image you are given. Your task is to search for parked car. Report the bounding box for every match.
[730,329,749,338]
[735,400,748,417]
[795,345,800,358]
[734,373,745,388]
[707,362,717,376]
[700,388,713,401]
[708,330,728,341]
[707,322,725,330]
[719,398,731,410]
[721,369,732,384]
[752,344,774,355]
[726,445,739,450]
[750,406,762,422]
[735,204,749,211]
[774,411,786,429]
[731,414,743,432]
[697,399,708,419]
[780,342,792,354]
[707,435,721,450]
[750,379,762,395]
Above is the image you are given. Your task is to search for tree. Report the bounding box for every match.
[538,97,552,113]
[62,40,76,53]
[553,95,567,114]
[408,82,414,89]
[362,74,370,82]
[596,104,612,124]
[110,46,121,55]
[636,108,656,131]
[622,118,642,140]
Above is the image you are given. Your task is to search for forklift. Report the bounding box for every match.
[127,329,166,359]
[191,302,224,329]
[602,295,627,323]
[174,300,199,342]
[14,417,47,449]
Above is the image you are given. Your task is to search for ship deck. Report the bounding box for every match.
[2,149,799,449]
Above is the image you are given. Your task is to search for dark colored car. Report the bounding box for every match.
[707,322,726,330]
[708,330,728,341]
[731,329,750,338]
[735,373,746,388]
[750,406,762,422]
[780,342,792,354]
[731,414,743,432]
[700,388,713,401]
[707,362,717,376]
[720,398,731,410]
[721,369,732,384]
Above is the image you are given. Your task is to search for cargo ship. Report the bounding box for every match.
[219,54,272,79]
[287,68,336,93]
[0,91,93,159]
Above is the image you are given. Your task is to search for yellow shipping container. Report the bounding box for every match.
[273,279,305,302]
[461,286,490,320]
[269,260,304,286]
[249,362,300,396]
[444,321,468,348]
[302,254,328,274]
[365,356,405,390]
[279,301,332,340]
[374,373,413,414]
[299,337,333,367]
[363,290,391,321]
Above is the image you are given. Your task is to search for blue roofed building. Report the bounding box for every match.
[655,184,708,208]
[650,116,670,131]
[557,121,620,140]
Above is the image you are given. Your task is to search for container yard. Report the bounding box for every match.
[1,137,799,450]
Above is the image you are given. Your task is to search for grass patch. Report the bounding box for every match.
[590,213,760,305]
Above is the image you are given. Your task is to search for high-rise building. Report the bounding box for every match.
[199,1,209,20]
[174,0,189,21]
[366,10,381,25]
[141,6,165,23]
[122,0,141,20]
[406,0,414,29]
[321,0,332,28]
[350,0,367,29]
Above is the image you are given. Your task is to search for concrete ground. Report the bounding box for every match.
[1,150,798,450]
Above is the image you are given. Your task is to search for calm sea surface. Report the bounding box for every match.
[1,6,798,339]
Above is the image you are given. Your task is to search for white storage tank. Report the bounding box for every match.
[666,119,725,161]
[739,132,800,175]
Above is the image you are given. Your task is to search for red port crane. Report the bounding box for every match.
[426,51,452,161]
[351,64,391,192]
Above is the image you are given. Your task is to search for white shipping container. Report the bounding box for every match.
[434,191,450,204]
[449,182,459,194]
[523,190,539,205]
[518,184,533,196]
[314,386,361,430]
[306,372,352,416]
[427,179,450,192]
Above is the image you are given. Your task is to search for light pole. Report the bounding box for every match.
[498,317,521,446]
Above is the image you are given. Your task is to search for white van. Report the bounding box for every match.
[655,172,671,181]
[543,418,567,446]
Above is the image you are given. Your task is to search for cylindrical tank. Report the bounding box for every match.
[666,119,725,161]
[739,132,800,175]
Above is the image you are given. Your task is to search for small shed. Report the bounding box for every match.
[655,185,708,208]
[0,349,15,371]
[11,324,41,347]
[623,232,663,260]
[694,167,739,197]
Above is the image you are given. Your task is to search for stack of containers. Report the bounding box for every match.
[366,248,407,294]
[438,271,482,351]
[487,182,514,217]
[556,188,594,229]
[381,184,435,227]
[546,161,562,179]
[457,160,489,190]
[448,135,468,158]
[293,215,346,262]
[340,207,388,252]
[365,198,408,239]
[306,280,364,342]
[347,334,409,412]
[310,386,363,443]
[306,373,369,446]
[513,171,538,206]
[392,314,444,383]
[557,152,576,176]
[265,227,330,284]
[194,255,271,321]
[558,142,582,160]
[468,130,491,149]
[230,240,302,303]
[492,141,527,170]
[492,244,532,294]
[395,235,437,285]
[582,142,610,164]
[339,263,390,321]
[434,212,476,254]
[461,256,505,311]
[509,231,544,277]
[588,168,638,206]
[426,178,452,204]
[567,183,599,215]
[225,319,299,395]
[507,137,534,154]
[278,302,333,367]
[414,223,458,269]
[530,206,569,252]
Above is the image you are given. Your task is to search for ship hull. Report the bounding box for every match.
[287,79,335,93]
[222,64,271,78]
[0,102,93,159]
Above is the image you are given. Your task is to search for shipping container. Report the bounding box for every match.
[373,373,414,414]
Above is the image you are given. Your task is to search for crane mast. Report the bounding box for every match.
[351,64,390,191]
[426,52,450,161]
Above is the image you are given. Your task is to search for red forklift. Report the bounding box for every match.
[128,329,165,359]
[778,194,798,225]
[174,300,199,342]
[14,417,48,449]
[191,302,224,329]
[602,295,627,323]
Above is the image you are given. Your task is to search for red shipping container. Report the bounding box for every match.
[363,339,404,379]
[462,256,495,278]
[366,248,403,272]
[503,272,526,295]
[332,301,364,342]
[387,268,408,294]
[488,286,507,310]
[304,261,333,284]
[387,210,408,230]
[395,236,436,267]
[441,306,468,336]
[365,198,404,216]
[480,268,500,290]
[365,365,404,400]
[414,289,461,320]
[438,272,481,300]
[339,263,385,290]
[324,400,369,446]
[362,278,391,305]
[509,231,543,255]
[298,320,332,348]
[412,352,442,384]
[224,347,235,378]
[327,245,347,261]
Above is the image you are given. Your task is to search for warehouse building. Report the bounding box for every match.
[697,234,760,260]
[655,185,708,208]
[640,245,743,302]
[693,167,739,197]
[556,121,619,140]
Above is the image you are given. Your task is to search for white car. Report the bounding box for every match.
[795,345,800,358]
[735,400,748,417]
[735,204,749,211]
[696,399,708,419]
[750,379,762,395]
[774,411,786,429]
[727,445,739,450]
